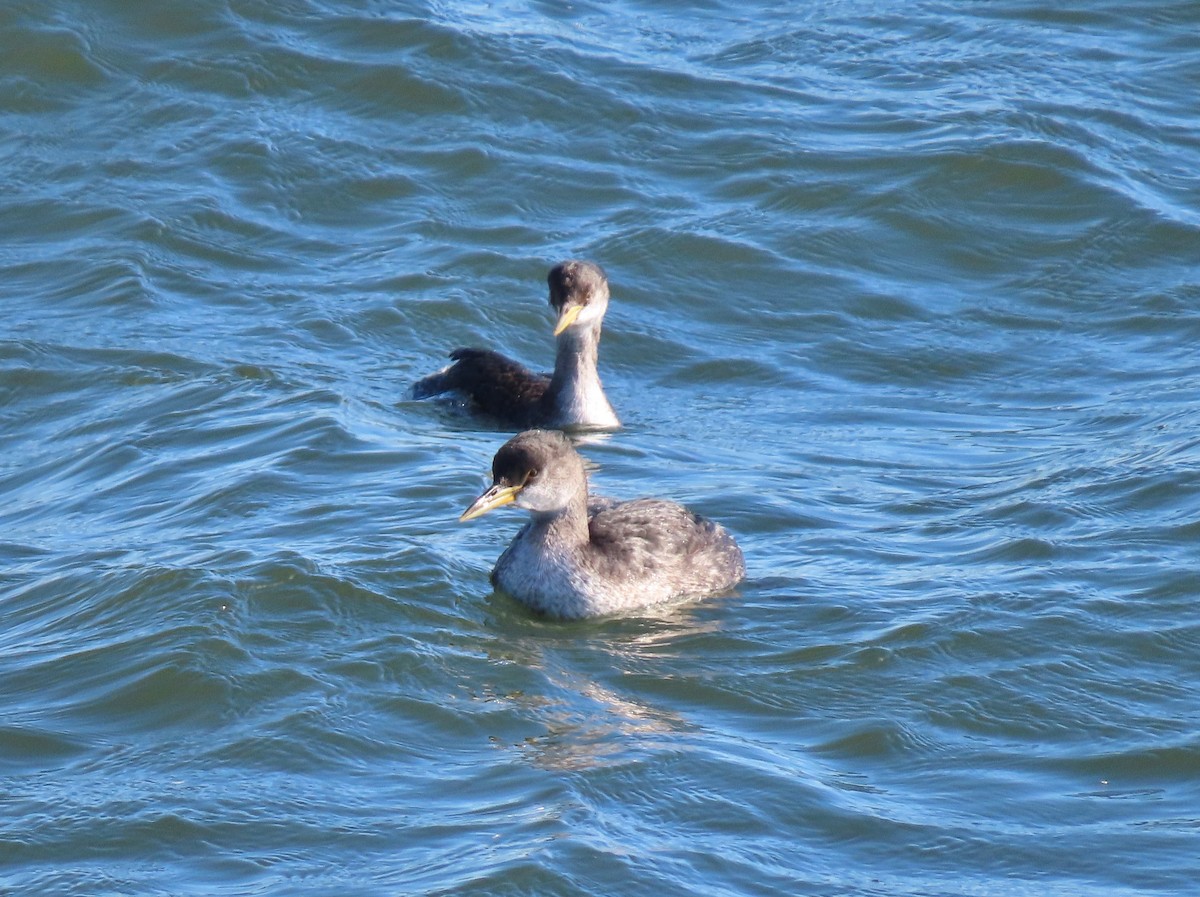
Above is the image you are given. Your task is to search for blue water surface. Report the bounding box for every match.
[2,1,1199,895]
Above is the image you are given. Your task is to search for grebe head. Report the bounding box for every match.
[460,430,585,520]
[548,260,610,337]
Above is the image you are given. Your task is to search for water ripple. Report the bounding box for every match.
[3,1,1199,894]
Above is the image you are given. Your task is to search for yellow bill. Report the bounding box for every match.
[459,482,522,522]
[553,304,583,336]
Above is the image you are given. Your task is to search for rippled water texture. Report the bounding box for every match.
[2,1,1199,895]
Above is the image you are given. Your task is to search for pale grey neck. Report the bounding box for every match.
[550,324,601,388]
[545,324,619,427]
[527,480,591,547]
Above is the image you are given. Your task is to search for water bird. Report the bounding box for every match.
[459,430,745,619]
[413,260,620,430]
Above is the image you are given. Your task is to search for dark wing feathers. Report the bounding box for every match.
[588,499,721,569]
[586,498,746,595]
[414,347,549,425]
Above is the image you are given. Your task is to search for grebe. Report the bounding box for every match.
[414,261,619,430]
[460,430,745,619]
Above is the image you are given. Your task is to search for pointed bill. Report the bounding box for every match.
[459,482,522,522]
[553,304,583,336]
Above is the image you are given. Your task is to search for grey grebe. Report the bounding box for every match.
[460,430,745,619]
[413,261,620,430]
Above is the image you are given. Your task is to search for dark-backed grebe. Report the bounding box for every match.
[459,430,745,619]
[414,261,620,430]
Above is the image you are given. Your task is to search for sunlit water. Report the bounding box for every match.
[2,1,1199,895]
